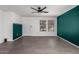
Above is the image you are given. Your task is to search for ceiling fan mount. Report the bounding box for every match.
[31,6,48,13]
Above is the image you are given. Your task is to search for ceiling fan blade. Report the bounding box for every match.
[32,12,38,13]
[41,11,48,13]
[31,7,38,11]
[41,7,47,10]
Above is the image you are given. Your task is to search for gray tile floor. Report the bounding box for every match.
[0,36,79,54]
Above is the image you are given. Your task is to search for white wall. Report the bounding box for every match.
[0,10,57,43]
[22,16,57,36]
[0,11,22,43]
[0,10,4,43]
[3,12,22,41]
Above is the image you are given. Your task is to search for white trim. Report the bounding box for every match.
[7,39,14,41]
[0,40,4,44]
[4,36,23,42]
[57,36,79,48]
[13,36,23,41]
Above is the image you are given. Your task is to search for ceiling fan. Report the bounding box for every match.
[31,6,48,13]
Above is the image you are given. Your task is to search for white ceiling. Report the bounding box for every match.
[0,5,77,17]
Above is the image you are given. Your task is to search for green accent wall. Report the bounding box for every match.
[57,6,79,46]
[13,23,22,40]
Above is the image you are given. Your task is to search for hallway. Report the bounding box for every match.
[0,36,79,54]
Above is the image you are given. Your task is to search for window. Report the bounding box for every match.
[40,20,46,31]
[48,20,54,32]
[40,20,54,32]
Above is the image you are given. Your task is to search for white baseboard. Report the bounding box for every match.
[0,40,4,44]
[13,36,23,41]
[57,36,79,48]
[23,34,57,37]
[2,36,23,42]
